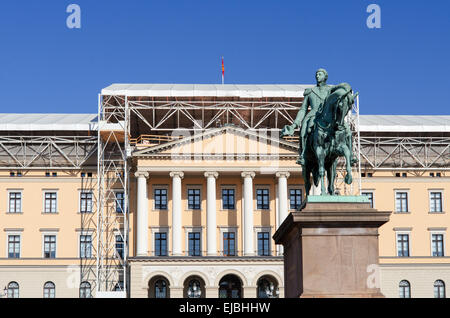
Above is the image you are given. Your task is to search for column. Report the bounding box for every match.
[241,171,255,256]
[135,171,149,256]
[170,171,184,256]
[276,172,290,226]
[204,171,219,256]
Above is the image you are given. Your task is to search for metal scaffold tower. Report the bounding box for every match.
[97,94,130,297]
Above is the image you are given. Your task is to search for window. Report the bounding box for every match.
[44,192,57,213]
[80,235,92,258]
[43,235,56,258]
[155,232,167,256]
[256,189,270,210]
[80,192,93,213]
[289,189,302,210]
[222,189,235,210]
[43,282,55,298]
[115,191,125,213]
[8,235,20,258]
[362,192,374,208]
[7,282,19,298]
[154,189,167,210]
[188,189,201,210]
[115,235,124,259]
[432,234,444,257]
[257,232,270,256]
[155,279,168,298]
[223,232,236,256]
[430,192,443,213]
[188,232,201,256]
[80,282,91,298]
[395,192,408,213]
[397,234,410,257]
[8,192,22,213]
[399,280,411,298]
[434,280,446,298]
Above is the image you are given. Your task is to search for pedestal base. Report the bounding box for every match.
[273,196,391,298]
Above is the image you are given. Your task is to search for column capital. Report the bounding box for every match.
[134,171,149,178]
[204,171,219,179]
[170,171,185,179]
[241,171,256,179]
[276,171,291,179]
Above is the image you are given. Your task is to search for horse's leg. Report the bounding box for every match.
[303,164,312,196]
[327,159,338,195]
[343,146,353,184]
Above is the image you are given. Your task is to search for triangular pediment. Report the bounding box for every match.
[133,126,298,159]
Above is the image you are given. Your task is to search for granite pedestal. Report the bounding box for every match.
[273,196,391,298]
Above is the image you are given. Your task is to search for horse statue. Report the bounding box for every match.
[283,83,358,196]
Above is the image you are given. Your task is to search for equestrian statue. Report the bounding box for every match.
[280,69,358,196]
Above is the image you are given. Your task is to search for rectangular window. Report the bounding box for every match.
[154,189,167,210]
[188,189,201,210]
[80,192,93,213]
[223,232,236,256]
[44,192,57,213]
[397,234,410,257]
[155,232,167,256]
[43,235,56,258]
[8,235,20,258]
[8,192,22,213]
[430,192,443,213]
[256,189,270,210]
[188,232,201,256]
[222,189,235,210]
[432,234,444,257]
[289,189,302,210]
[395,192,408,213]
[257,232,270,256]
[115,191,125,213]
[362,192,374,208]
[80,235,92,258]
[115,235,124,259]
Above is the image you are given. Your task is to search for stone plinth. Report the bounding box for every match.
[273,196,391,298]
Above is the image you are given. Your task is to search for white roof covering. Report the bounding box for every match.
[101,84,314,98]
[0,113,97,131]
[358,115,450,132]
[0,113,448,133]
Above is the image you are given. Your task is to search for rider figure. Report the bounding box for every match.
[281,68,333,165]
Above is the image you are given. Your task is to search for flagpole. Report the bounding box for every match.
[222,56,224,85]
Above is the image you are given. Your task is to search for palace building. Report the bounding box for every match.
[0,84,448,298]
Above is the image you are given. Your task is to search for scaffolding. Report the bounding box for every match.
[96,94,129,297]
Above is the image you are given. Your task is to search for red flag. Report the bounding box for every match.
[222,57,225,76]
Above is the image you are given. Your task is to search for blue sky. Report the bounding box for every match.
[0,0,449,115]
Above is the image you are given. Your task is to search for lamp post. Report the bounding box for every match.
[1,286,7,298]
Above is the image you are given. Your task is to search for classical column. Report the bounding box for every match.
[241,171,255,256]
[204,172,219,256]
[135,171,149,256]
[170,171,184,256]
[276,172,290,227]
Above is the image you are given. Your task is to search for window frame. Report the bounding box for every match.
[7,281,19,298]
[430,231,446,257]
[114,190,126,214]
[43,281,55,298]
[151,227,169,256]
[255,187,270,211]
[7,190,23,214]
[184,226,203,256]
[429,190,444,213]
[434,280,446,298]
[220,227,237,257]
[361,190,375,209]
[79,281,92,298]
[42,190,58,214]
[7,233,21,258]
[394,190,410,213]
[79,232,93,259]
[153,186,168,211]
[288,187,303,211]
[221,188,236,210]
[399,280,411,298]
[42,233,57,259]
[79,191,93,214]
[187,187,202,211]
[396,231,411,257]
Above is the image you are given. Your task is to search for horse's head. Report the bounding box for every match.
[332,83,357,126]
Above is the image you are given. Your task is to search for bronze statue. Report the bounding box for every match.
[281,69,358,196]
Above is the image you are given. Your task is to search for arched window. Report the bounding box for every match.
[80,281,91,298]
[43,282,55,298]
[399,280,411,298]
[7,282,19,298]
[219,275,242,298]
[257,276,279,298]
[183,276,205,298]
[148,276,170,298]
[434,280,446,298]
